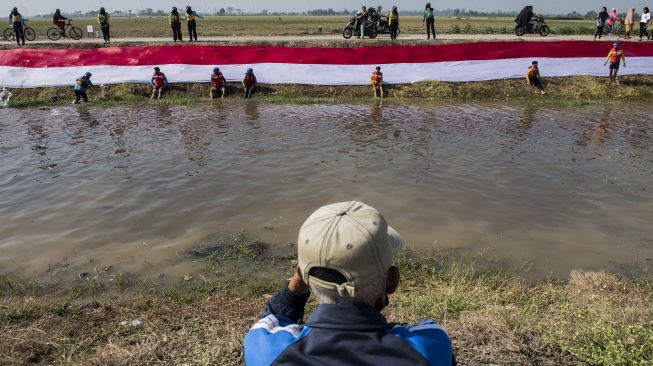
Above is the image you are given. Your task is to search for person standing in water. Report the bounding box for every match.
[186,6,204,42]
[604,42,626,84]
[371,66,384,99]
[525,61,545,95]
[423,3,435,39]
[388,6,399,41]
[97,7,110,44]
[151,67,168,100]
[73,72,94,104]
[9,7,25,46]
[243,68,257,98]
[170,7,183,42]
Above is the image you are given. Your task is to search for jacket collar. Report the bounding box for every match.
[306,304,388,331]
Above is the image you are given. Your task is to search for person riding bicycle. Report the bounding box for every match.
[604,42,626,84]
[9,7,25,45]
[97,7,110,44]
[53,9,69,37]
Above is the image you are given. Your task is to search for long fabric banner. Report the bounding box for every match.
[1,41,652,87]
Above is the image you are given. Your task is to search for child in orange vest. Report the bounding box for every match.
[604,42,626,84]
[243,68,257,98]
[525,61,545,95]
[210,66,227,99]
[370,66,384,99]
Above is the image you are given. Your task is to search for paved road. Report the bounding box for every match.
[6,33,628,45]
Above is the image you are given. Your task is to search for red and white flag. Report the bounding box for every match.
[1,41,652,88]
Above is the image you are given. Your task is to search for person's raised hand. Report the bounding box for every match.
[288,265,310,296]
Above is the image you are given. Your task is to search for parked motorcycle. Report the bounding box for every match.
[514,15,550,36]
[343,15,378,39]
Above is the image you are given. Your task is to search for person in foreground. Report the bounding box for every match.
[244,201,455,366]
[73,72,93,104]
[151,67,168,100]
[371,66,384,99]
[210,67,227,99]
[525,60,545,95]
[243,68,257,98]
[605,42,626,84]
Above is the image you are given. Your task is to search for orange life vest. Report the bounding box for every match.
[371,70,383,85]
[211,72,225,88]
[152,72,166,88]
[243,74,256,88]
[609,48,623,63]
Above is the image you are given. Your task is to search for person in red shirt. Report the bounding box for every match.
[150,67,168,100]
[242,68,257,99]
[210,67,227,99]
[53,9,68,37]
[370,66,384,99]
[604,42,626,84]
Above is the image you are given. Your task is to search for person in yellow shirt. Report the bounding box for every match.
[170,7,183,42]
[9,7,25,46]
[388,6,399,40]
[525,61,545,95]
[604,42,626,84]
[97,7,110,44]
[185,6,204,42]
[371,66,384,99]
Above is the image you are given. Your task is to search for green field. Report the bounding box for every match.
[5,16,597,40]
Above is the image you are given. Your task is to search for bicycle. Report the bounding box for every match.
[603,18,624,36]
[47,20,83,41]
[3,19,36,42]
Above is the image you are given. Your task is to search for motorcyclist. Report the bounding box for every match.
[53,9,69,37]
[355,6,368,38]
[515,6,534,32]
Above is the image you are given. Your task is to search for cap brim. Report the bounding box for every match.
[388,225,403,255]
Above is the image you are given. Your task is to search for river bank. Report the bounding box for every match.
[6,75,653,108]
[1,243,652,366]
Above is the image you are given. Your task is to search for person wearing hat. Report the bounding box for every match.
[371,66,384,99]
[97,7,110,44]
[604,42,626,84]
[151,67,168,100]
[242,68,257,98]
[73,72,94,104]
[210,67,227,99]
[244,201,455,366]
[169,7,183,42]
[525,61,545,95]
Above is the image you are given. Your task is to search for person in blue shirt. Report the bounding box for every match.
[9,7,25,46]
[244,201,455,366]
[73,72,94,104]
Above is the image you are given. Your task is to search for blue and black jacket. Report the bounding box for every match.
[244,285,455,366]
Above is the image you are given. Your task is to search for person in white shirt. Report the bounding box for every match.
[640,7,651,41]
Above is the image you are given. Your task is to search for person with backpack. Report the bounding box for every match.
[73,72,94,104]
[243,68,257,98]
[97,7,110,44]
[423,3,435,39]
[9,7,25,46]
[170,7,183,42]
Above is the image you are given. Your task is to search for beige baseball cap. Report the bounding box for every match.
[298,201,403,297]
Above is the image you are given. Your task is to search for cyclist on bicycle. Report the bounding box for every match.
[53,9,69,37]
[9,7,25,45]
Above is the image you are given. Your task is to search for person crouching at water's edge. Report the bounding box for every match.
[371,66,384,99]
[211,67,227,99]
[151,67,168,100]
[605,42,626,84]
[526,61,545,95]
[243,68,257,98]
[73,72,94,104]
[243,201,455,366]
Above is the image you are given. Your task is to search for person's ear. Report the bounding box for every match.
[386,266,400,294]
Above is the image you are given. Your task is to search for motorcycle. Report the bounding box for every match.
[343,15,378,39]
[514,15,550,37]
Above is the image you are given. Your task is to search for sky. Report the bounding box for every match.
[2,0,649,16]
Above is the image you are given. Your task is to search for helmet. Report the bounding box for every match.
[172,7,177,11]
[532,60,538,65]
[246,68,253,75]
[213,67,220,73]
[100,7,105,12]
[614,41,621,48]
[392,6,397,11]
[85,72,92,77]
[375,66,381,70]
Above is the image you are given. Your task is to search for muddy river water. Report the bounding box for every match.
[1,101,652,280]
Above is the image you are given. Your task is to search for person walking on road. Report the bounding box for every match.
[604,42,626,84]
[170,7,183,42]
[423,3,436,39]
[595,7,608,40]
[185,6,204,42]
[151,67,168,100]
[9,7,25,46]
[388,6,399,40]
[625,7,636,39]
[97,7,110,44]
[73,72,94,104]
[640,7,651,41]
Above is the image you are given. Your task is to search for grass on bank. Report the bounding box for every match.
[1,239,652,366]
[6,75,653,109]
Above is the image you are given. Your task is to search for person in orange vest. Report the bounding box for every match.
[210,67,227,99]
[370,66,384,99]
[243,68,257,98]
[604,42,626,84]
[525,61,545,95]
[150,67,169,100]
